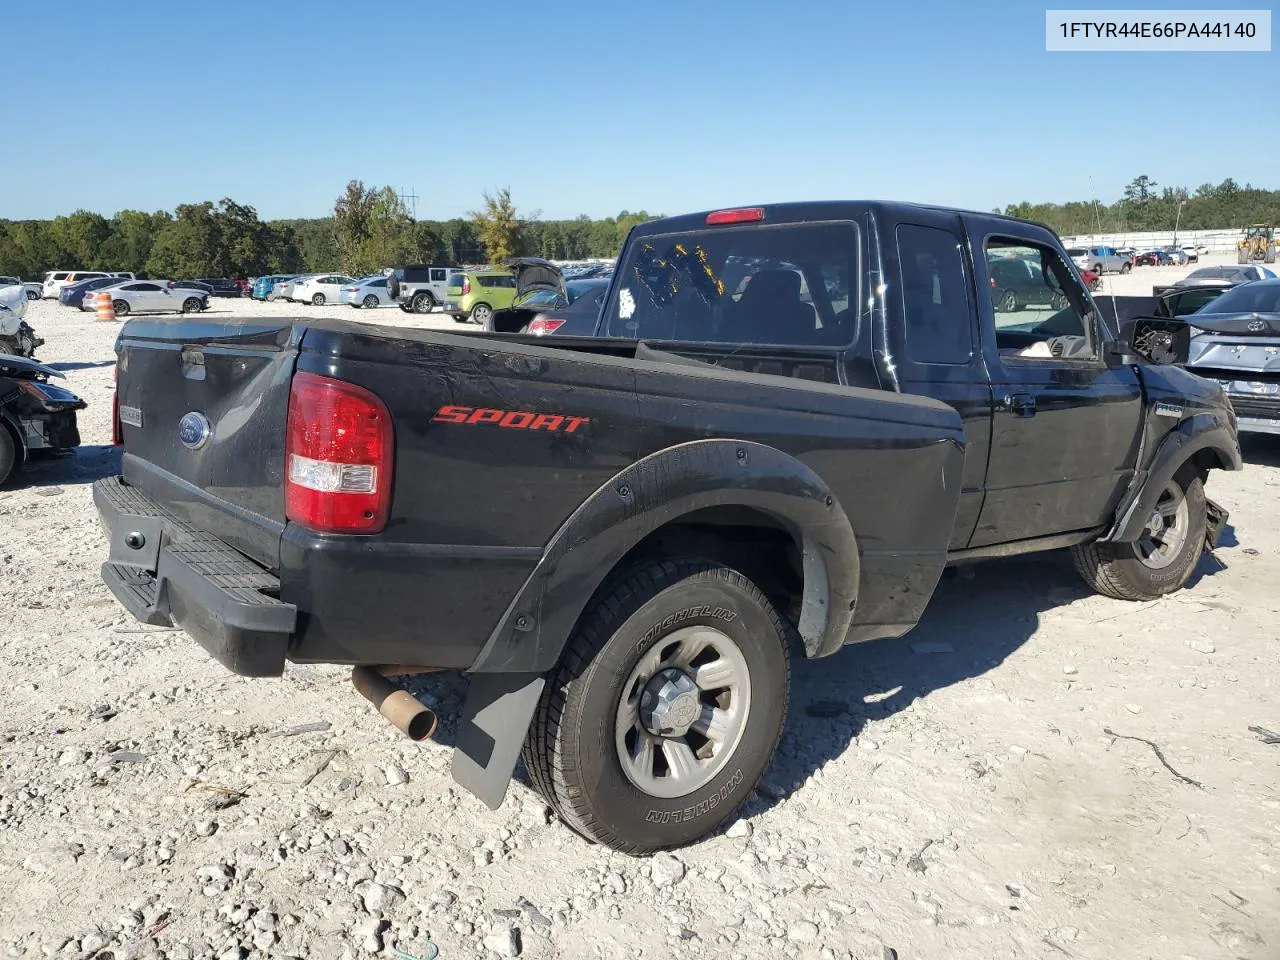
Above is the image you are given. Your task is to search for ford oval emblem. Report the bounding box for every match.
[178,412,212,450]
[1247,319,1266,333]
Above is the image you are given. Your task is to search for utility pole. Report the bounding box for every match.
[1173,199,1185,248]
[397,188,419,219]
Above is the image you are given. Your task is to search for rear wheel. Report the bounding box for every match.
[522,558,790,853]
[112,300,130,317]
[411,292,435,314]
[362,295,380,309]
[1072,468,1206,601]
[471,303,493,327]
[996,290,1018,312]
[25,289,38,301]
[0,426,16,487]
[311,293,325,306]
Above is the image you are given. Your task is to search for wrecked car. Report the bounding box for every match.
[0,354,86,485]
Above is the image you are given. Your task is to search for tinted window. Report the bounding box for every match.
[481,275,516,288]
[368,278,387,288]
[1199,282,1280,314]
[896,224,972,364]
[604,221,858,345]
[52,272,70,280]
[514,290,561,308]
[135,283,162,292]
[430,268,447,282]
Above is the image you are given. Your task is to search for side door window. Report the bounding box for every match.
[896,224,972,364]
[430,268,447,283]
[986,239,1097,362]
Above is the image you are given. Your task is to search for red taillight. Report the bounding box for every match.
[706,207,764,226]
[284,372,393,534]
[462,278,471,295]
[527,317,566,336]
[990,277,997,288]
[111,365,122,445]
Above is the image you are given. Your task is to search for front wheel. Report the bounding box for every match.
[1072,469,1207,601]
[1120,262,1131,274]
[25,289,38,301]
[523,559,790,853]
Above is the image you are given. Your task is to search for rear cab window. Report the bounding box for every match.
[896,224,973,364]
[603,221,859,346]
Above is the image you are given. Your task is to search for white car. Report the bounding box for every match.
[103,280,208,317]
[41,270,134,298]
[268,275,311,301]
[291,274,357,306]
[340,275,393,308]
[0,277,41,301]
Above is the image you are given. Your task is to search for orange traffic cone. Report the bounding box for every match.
[95,290,116,322]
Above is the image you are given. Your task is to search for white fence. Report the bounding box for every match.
[1059,228,1245,254]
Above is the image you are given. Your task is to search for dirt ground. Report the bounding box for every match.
[1,260,1277,960]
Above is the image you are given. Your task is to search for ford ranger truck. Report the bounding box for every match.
[96,201,1240,853]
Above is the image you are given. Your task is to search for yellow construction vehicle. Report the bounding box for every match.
[1238,224,1276,264]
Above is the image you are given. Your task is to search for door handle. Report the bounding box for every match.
[1006,393,1036,417]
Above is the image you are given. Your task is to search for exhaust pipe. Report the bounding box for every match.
[351,666,438,741]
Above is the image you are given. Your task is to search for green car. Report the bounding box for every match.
[442,271,518,325]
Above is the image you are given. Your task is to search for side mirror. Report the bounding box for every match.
[1118,317,1190,366]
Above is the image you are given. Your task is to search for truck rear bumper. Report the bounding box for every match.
[93,476,297,677]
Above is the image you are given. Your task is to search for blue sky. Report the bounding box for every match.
[4,0,1275,221]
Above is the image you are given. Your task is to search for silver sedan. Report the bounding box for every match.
[340,276,393,308]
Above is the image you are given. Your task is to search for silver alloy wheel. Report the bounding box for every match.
[363,295,379,308]
[997,290,1016,312]
[614,625,752,799]
[471,304,492,325]
[312,294,325,306]
[1135,480,1189,569]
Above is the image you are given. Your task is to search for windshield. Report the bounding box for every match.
[1198,282,1280,314]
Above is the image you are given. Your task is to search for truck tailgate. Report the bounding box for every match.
[116,318,302,570]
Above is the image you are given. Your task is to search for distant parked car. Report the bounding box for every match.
[1167,265,1276,287]
[1066,245,1130,275]
[60,275,133,309]
[386,264,463,313]
[102,281,208,317]
[291,274,357,306]
[270,275,313,301]
[1080,268,1100,291]
[196,278,243,297]
[442,270,519,325]
[988,257,1067,311]
[489,279,611,334]
[0,278,41,301]
[173,280,215,295]
[340,276,393,308]
[1135,250,1174,266]
[1164,249,1189,266]
[252,275,295,300]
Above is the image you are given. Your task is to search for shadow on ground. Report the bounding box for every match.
[46,360,116,372]
[18,444,121,488]
[398,545,1225,813]
[1240,435,1280,468]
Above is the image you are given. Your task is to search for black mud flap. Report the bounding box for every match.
[451,673,545,810]
[1205,499,1229,551]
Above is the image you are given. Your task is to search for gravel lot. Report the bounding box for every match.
[2,259,1278,960]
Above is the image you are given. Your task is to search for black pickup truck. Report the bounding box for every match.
[96,201,1240,853]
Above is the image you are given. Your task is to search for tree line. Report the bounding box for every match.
[1000,176,1280,237]
[4,175,1277,280]
[0,182,657,280]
